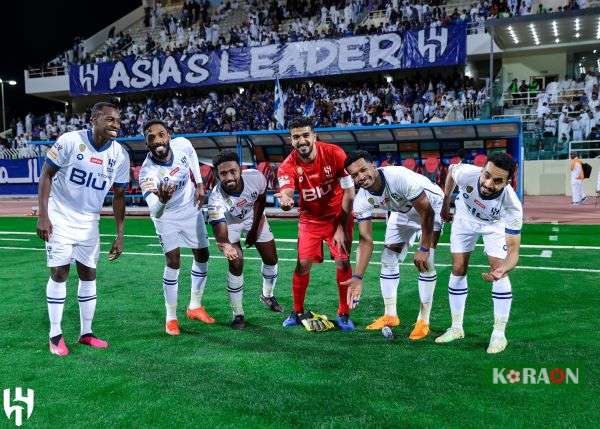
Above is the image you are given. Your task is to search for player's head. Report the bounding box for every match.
[143,119,171,161]
[213,150,242,193]
[288,116,317,160]
[91,102,121,139]
[479,152,515,197]
[344,150,377,189]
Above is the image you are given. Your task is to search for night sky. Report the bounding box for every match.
[0,0,140,122]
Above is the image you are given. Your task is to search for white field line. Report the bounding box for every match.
[2,230,599,250]
[520,250,553,258]
[0,238,30,242]
[1,246,599,274]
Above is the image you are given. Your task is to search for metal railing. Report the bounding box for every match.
[569,140,600,159]
[27,66,67,78]
[501,89,585,106]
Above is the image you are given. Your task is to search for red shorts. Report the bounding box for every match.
[297,216,353,263]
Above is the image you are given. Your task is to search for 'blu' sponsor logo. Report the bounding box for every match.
[69,168,107,190]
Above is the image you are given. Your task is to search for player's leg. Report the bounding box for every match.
[436,219,478,344]
[226,241,245,329]
[74,260,108,348]
[163,248,181,335]
[483,229,512,353]
[255,237,283,312]
[186,247,215,324]
[47,264,70,356]
[410,228,442,340]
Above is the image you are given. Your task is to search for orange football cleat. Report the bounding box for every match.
[409,319,430,340]
[165,319,180,336]
[186,307,216,324]
[366,315,400,330]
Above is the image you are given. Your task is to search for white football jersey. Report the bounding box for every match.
[353,166,443,221]
[139,137,202,220]
[45,129,130,226]
[207,169,267,225]
[451,163,523,232]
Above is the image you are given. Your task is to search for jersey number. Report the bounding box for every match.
[302,184,332,201]
[69,167,107,190]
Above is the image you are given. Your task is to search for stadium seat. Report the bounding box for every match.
[473,154,488,167]
[423,157,442,185]
[402,157,417,171]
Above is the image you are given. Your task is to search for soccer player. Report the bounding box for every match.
[139,120,213,336]
[435,152,523,353]
[36,102,130,356]
[207,151,282,329]
[343,150,443,340]
[276,116,356,332]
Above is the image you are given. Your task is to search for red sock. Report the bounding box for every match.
[336,264,352,316]
[292,271,310,314]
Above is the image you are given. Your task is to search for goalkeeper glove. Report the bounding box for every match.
[299,311,334,332]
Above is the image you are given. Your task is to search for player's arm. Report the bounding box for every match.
[442,164,457,222]
[344,219,374,310]
[109,185,126,261]
[482,233,521,281]
[333,173,355,252]
[275,162,296,210]
[187,143,205,208]
[36,162,59,241]
[245,190,267,248]
[411,192,435,272]
[211,221,238,260]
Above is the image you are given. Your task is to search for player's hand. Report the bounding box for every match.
[413,249,430,272]
[441,198,453,223]
[245,229,258,248]
[157,182,176,204]
[36,215,53,242]
[274,192,294,211]
[482,266,506,282]
[194,184,205,209]
[333,225,348,254]
[342,277,363,310]
[218,243,239,261]
[108,234,124,261]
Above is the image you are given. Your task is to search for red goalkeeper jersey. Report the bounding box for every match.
[277,141,353,223]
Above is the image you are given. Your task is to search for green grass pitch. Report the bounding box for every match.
[0,217,598,427]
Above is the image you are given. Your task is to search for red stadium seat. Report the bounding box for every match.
[423,157,442,186]
[449,156,461,165]
[473,154,488,167]
[402,157,417,171]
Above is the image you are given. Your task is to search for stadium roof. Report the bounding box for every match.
[486,7,600,51]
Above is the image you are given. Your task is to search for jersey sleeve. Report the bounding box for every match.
[207,189,227,225]
[183,138,202,184]
[352,192,373,222]
[45,133,74,169]
[451,163,481,188]
[139,163,158,199]
[277,158,296,191]
[254,170,267,194]
[501,187,523,234]
[333,145,354,189]
[113,147,130,188]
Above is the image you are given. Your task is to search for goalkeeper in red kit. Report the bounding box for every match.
[276,116,356,332]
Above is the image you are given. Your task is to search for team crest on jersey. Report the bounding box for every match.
[323,165,333,177]
[180,156,188,167]
[56,144,63,151]
[368,197,375,206]
[251,191,257,198]
[108,159,116,168]
[79,143,86,152]
[296,167,303,175]
[90,157,103,165]
[466,185,474,193]
[391,193,400,200]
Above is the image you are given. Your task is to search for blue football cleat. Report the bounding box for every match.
[336,314,355,331]
[282,311,301,327]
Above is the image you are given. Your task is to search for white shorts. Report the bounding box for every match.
[227,217,274,244]
[154,210,209,253]
[45,226,100,269]
[384,192,444,246]
[450,216,507,259]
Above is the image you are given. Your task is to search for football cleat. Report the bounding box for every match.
[336,314,355,331]
[186,307,216,324]
[230,315,246,330]
[260,295,284,313]
[49,335,69,357]
[78,334,109,349]
[487,333,508,354]
[409,320,430,341]
[434,326,465,343]
[366,315,400,330]
[282,311,301,327]
[165,319,180,336]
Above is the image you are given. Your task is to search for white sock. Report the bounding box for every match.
[189,260,207,310]
[261,263,278,298]
[227,272,244,316]
[163,266,179,321]
[417,249,436,324]
[380,247,400,317]
[448,274,468,328]
[46,278,66,338]
[78,280,97,336]
[492,276,512,335]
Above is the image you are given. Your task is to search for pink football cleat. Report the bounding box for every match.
[78,334,109,349]
[49,337,69,357]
